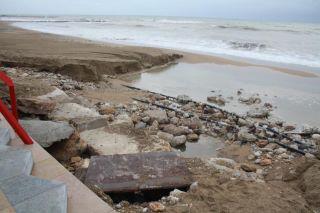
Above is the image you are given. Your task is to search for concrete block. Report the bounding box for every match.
[70,116,108,132]
[0,175,67,213]
[0,146,33,181]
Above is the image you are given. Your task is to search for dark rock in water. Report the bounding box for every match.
[247,109,269,118]
[207,96,226,106]
[229,41,266,50]
[177,95,192,104]
[84,152,193,193]
[171,135,187,147]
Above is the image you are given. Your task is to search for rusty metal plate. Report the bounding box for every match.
[84,152,193,193]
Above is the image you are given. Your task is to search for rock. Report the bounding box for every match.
[259,158,272,166]
[163,124,189,136]
[206,158,236,169]
[167,196,179,205]
[70,156,82,164]
[80,128,138,155]
[131,113,141,124]
[170,135,187,147]
[248,154,256,160]
[135,122,147,129]
[312,134,320,144]
[238,95,261,105]
[238,128,257,142]
[17,98,56,115]
[81,158,90,168]
[70,116,109,132]
[145,110,168,124]
[265,143,278,150]
[110,114,134,129]
[284,124,296,131]
[99,106,116,115]
[157,131,174,142]
[189,181,198,192]
[170,117,179,125]
[187,134,199,141]
[238,118,249,127]
[149,202,165,212]
[167,111,176,118]
[142,116,151,123]
[207,96,226,106]
[170,189,185,197]
[37,87,70,102]
[50,103,100,121]
[20,120,74,148]
[241,163,257,172]
[177,95,192,104]
[305,153,315,158]
[256,140,268,148]
[274,148,287,155]
[247,109,269,118]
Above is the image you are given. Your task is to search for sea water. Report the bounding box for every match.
[2,15,320,68]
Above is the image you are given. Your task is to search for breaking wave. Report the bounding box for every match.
[227,41,267,51]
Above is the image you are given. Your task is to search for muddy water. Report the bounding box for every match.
[132,63,320,127]
[174,135,224,159]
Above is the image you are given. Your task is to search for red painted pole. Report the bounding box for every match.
[0,71,33,144]
[0,99,34,144]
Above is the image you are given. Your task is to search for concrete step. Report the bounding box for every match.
[0,175,67,213]
[0,145,33,181]
[0,128,11,145]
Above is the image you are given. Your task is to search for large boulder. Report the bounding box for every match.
[162,124,189,136]
[49,103,100,121]
[17,98,56,115]
[20,120,74,147]
[37,87,71,103]
[145,110,168,124]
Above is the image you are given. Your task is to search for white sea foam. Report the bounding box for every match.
[3,15,320,68]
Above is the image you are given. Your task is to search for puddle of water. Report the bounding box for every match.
[174,135,224,159]
[132,63,320,127]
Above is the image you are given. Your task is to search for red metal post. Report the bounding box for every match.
[0,71,33,144]
[0,99,34,144]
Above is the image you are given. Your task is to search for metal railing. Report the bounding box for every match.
[0,71,33,145]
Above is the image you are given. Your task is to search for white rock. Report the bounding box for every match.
[50,103,100,121]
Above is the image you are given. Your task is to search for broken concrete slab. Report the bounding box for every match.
[17,98,56,115]
[37,87,70,103]
[20,120,74,147]
[49,103,100,121]
[85,152,193,193]
[80,128,138,155]
[70,116,109,132]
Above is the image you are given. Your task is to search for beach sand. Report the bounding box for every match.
[1,21,320,213]
[0,22,317,79]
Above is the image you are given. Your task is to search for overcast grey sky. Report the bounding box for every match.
[1,0,319,23]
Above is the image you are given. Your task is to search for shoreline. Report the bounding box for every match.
[1,21,318,78]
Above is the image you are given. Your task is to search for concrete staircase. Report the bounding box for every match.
[0,127,67,213]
